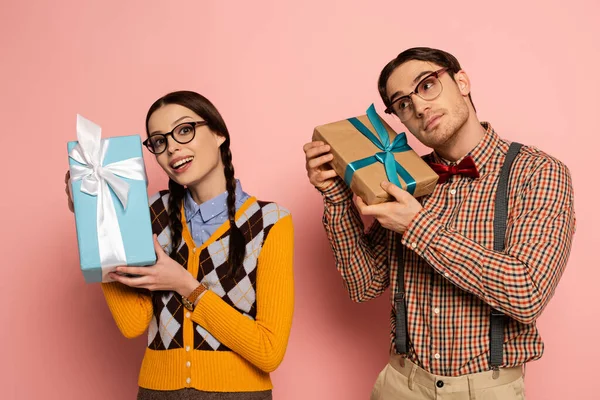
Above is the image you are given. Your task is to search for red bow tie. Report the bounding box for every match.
[428,156,480,184]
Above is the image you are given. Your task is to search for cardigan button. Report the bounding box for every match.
[186,377,191,384]
[186,361,191,368]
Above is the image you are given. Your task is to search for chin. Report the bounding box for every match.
[424,119,459,146]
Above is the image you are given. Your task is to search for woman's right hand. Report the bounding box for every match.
[65,170,74,213]
[303,141,338,191]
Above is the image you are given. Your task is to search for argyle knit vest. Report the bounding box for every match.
[146,190,289,352]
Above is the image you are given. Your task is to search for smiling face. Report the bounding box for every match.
[147,103,225,188]
[385,59,472,150]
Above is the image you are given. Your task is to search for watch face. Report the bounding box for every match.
[182,296,193,310]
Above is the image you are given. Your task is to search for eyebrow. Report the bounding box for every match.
[149,116,194,136]
[388,70,435,103]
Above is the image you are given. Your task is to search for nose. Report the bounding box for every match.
[411,95,430,119]
[166,134,181,154]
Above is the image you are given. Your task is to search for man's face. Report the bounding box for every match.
[385,60,471,150]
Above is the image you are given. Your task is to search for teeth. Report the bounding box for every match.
[173,157,193,168]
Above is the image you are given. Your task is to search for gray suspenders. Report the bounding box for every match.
[394,142,523,371]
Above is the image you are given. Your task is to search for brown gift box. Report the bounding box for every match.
[313,109,438,205]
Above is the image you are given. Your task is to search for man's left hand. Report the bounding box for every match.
[355,181,423,234]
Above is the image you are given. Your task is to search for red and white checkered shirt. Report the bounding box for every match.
[321,123,576,376]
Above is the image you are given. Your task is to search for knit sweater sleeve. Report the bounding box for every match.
[191,214,294,373]
[101,281,153,338]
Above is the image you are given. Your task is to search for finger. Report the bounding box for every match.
[356,198,389,218]
[110,272,150,288]
[66,178,74,208]
[315,169,338,182]
[153,234,165,259]
[303,141,326,152]
[304,144,331,160]
[115,266,151,276]
[68,199,74,213]
[354,196,371,215]
[380,181,410,202]
[64,170,70,183]
[307,153,334,170]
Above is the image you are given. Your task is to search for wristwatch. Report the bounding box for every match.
[182,283,207,311]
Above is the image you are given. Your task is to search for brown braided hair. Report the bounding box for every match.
[145,91,246,276]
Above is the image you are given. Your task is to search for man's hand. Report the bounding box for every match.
[303,141,338,191]
[354,181,423,234]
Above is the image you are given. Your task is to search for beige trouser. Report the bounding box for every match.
[371,355,525,400]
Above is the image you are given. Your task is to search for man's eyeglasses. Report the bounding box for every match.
[384,68,448,121]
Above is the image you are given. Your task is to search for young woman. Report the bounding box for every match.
[65,91,294,399]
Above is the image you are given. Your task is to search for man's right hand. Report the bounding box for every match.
[65,170,74,213]
[303,141,338,191]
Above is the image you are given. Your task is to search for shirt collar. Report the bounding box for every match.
[430,122,499,174]
[184,179,246,224]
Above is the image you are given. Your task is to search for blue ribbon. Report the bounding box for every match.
[344,104,416,195]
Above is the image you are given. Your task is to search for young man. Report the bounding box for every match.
[303,47,575,399]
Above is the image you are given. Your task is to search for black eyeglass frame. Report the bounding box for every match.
[143,120,208,154]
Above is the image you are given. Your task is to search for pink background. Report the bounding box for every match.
[1,1,598,399]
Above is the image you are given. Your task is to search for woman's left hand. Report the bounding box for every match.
[109,234,198,297]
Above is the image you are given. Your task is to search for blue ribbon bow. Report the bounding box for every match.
[344,104,416,195]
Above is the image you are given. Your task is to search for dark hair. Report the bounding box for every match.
[145,91,245,276]
[377,47,476,113]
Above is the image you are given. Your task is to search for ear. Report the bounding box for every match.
[453,70,471,96]
[213,132,226,147]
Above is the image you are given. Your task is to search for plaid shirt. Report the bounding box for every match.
[321,122,576,376]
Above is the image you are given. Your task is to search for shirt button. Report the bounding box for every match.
[444,272,449,278]
[186,361,191,368]
[434,308,440,315]
[186,312,191,318]
[411,242,417,249]
[449,189,457,195]
[185,346,190,352]
[434,353,441,360]
[186,377,191,384]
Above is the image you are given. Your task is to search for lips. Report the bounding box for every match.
[424,115,442,131]
[170,156,194,170]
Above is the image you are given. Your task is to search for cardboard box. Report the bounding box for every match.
[313,105,438,204]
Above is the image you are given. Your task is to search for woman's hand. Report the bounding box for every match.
[65,170,74,212]
[109,234,199,297]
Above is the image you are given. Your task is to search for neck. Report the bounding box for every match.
[187,163,228,205]
[434,112,485,162]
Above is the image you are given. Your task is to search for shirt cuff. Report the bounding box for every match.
[320,177,353,204]
[401,208,443,255]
